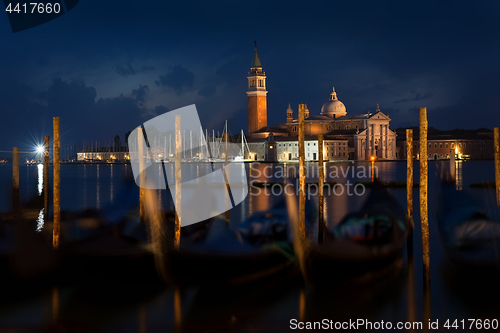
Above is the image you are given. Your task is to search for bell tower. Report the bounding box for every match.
[247,41,267,137]
[286,103,293,123]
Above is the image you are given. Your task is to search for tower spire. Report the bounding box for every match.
[251,41,262,68]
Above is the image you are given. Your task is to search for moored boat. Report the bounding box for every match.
[306,180,409,284]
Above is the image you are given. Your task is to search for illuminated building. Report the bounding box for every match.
[396,127,494,160]
[246,43,397,161]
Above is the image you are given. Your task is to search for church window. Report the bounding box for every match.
[292,126,298,132]
[327,125,333,131]
[345,126,350,129]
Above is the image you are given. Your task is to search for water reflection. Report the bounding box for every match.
[36,208,44,232]
[456,160,463,190]
[96,164,100,209]
[110,164,114,204]
[37,164,43,196]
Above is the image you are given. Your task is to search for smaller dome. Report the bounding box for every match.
[321,87,347,118]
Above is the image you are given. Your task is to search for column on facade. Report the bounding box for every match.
[365,125,370,159]
[371,124,375,157]
[384,125,388,159]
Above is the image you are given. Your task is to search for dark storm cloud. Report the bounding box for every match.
[155,65,194,95]
[198,85,216,98]
[395,91,435,104]
[114,63,156,76]
[3,0,500,151]
[131,85,149,105]
[41,78,97,114]
[115,63,137,76]
[0,77,169,152]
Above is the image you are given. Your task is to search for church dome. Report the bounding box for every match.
[321,87,346,118]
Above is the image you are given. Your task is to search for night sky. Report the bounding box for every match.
[1,0,500,154]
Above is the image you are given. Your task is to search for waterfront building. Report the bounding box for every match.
[77,146,130,161]
[246,43,397,161]
[396,127,495,160]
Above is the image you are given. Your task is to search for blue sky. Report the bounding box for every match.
[1,0,500,153]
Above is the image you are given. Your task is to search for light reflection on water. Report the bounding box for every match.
[1,161,499,331]
[37,164,43,196]
[36,208,44,232]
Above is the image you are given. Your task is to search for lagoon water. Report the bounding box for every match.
[0,161,499,332]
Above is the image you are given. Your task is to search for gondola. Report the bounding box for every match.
[307,180,409,284]
[165,198,297,286]
[57,180,160,284]
[437,179,500,269]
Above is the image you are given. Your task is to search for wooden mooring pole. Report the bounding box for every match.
[419,107,430,285]
[175,115,182,249]
[12,147,19,211]
[44,136,50,221]
[298,104,306,239]
[494,127,500,206]
[318,134,325,243]
[53,117,60,249]
[138,127,145,222]
[406,129,414,229]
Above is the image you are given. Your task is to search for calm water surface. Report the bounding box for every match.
[0,161,499,332]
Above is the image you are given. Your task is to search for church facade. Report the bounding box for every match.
[246,43,398,161]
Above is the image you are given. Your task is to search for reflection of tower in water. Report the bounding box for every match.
[456,160,463,190]
[96,164,100,209]
[110,164,114,204]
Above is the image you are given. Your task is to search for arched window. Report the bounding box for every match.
[327,125,333,131]
[292,126,298,132]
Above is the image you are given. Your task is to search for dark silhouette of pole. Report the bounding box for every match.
[12,147,19,211]
[495,128,500,206]
[53,117,60,249]
[44,136,50,221]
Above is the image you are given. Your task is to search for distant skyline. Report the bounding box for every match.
[2,0,500,154]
